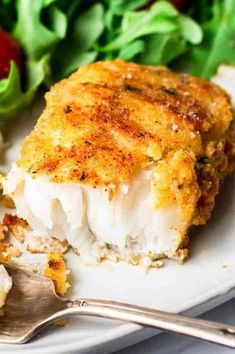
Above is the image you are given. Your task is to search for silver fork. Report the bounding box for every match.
[1,262,235,347]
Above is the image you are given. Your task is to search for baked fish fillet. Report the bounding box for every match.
[3,60,235,265]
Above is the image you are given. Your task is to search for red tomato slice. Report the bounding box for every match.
[0,29,24,79]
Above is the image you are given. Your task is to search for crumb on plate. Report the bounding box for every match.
[5,244,21,258]
[0,221,22,262]
[3,213,31,243]
[152,260,164,269]
[221,263,228,269]
[54,319,67,328]
[173,249,189,264]
[3,195,15,209]
[0,224,6,241]
[0,241,22,262]
[26,235,69,254]
[44,253,70,295]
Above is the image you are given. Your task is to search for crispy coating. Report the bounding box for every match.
[17,60,235,225]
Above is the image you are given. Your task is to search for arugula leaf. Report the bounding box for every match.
[139,33,187,65]
[119,40,145,60]
[177,15,202,45]
[190,0,213,23]
[108,0,148,15]
[50,3,104,82]
[100,0,202,62]
[103,0,148,34]
[190,0,235,79]
[0,0,16,31]
[14,0,67,60]
[43,0,59,7]
[101,2,179,51]
[0,0,211,121]
[100,0,202,67]
[0,57,48,120]
[0,0,62,120]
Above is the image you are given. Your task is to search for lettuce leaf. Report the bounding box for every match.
[99,0,202,68]
[0,0,67,120]
[14,0,67,60]
[139,33,187,65]
[0,57,48,120]
[0,0,220,121]
[50,3,104,82]
[190,0,235,79]
[100,2,180,51]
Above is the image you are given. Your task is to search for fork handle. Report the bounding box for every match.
[54,298,235,348]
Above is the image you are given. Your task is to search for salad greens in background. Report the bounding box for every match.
[0,0,235,120]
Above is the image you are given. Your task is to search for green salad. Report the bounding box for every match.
[0,0,235,120]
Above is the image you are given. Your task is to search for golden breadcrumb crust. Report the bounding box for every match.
[17,60,235,226]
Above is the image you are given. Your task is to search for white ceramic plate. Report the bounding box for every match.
[1,69,235,354]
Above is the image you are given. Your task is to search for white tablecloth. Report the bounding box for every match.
[114,298,235,354]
